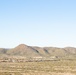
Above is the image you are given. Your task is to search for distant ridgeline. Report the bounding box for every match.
[0,44,76,62]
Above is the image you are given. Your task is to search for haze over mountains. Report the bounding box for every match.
[0,44,76,59]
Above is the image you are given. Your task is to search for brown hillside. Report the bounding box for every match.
[7,44,41,57]
[0,44,76,59]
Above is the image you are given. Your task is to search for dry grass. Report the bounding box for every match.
[0,60,76,75]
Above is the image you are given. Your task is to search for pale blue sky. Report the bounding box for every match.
[0,0,76,48]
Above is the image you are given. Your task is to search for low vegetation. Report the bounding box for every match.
[0,60,76,75]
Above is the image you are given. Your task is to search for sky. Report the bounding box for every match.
[0,0,76,48]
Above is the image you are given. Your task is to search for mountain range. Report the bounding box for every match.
[0,44,76,59]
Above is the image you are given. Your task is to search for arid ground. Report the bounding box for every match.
[0,60,76,75]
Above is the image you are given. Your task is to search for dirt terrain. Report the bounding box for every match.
[0,60,76,75]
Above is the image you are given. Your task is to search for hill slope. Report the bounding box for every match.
[0,44,76,59]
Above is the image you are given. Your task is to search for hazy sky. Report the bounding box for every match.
[0,0,76,48]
